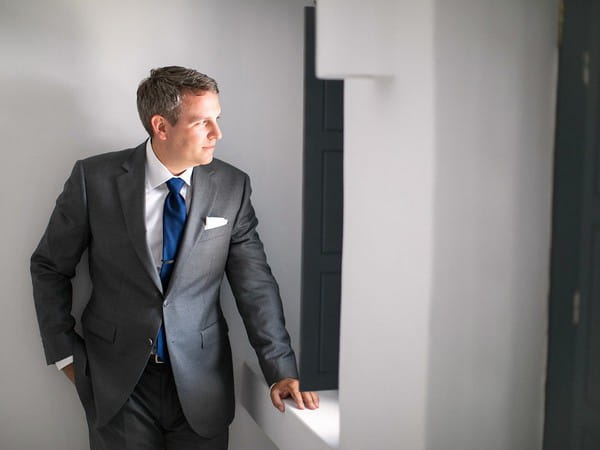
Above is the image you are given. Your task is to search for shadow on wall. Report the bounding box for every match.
[0,73,96,448]
[426,2,554,450]
[1,73,96,327]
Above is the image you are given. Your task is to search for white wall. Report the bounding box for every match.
[318,1,436,448]
[0,1,307,449]
[317,1,556,449]
[428,2,557,449]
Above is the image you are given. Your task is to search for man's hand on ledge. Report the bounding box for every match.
[62,363,75,384]
[270,378,319,412]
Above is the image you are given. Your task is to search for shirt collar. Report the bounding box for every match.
[145,139,193,190]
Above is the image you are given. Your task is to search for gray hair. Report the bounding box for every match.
[136,66,219,136]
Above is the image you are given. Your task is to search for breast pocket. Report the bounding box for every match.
[198,224,231,242]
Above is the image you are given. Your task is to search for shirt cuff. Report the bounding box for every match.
[55,355,74,370]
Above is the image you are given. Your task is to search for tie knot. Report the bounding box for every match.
[166,177,185,194]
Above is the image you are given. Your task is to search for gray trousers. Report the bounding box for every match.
[85,362,228,450]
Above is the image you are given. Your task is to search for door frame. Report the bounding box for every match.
[543,0,595,448]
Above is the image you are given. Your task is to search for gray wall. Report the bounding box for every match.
[316,0,556,448]
[0,1,307,449]
[2,1,559,449]
[428,2,556,448]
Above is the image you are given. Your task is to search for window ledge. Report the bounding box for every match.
[240,360,340,449]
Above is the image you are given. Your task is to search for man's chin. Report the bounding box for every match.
[196,155,214,166]
[193,148,215,166]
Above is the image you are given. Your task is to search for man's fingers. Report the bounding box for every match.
[270,389,285,412]
[303,391,318,410]
[270,378,320,412]
[290,384,305,410]
[313,392,320,407]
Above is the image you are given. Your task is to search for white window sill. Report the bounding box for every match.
[240,361,340,450]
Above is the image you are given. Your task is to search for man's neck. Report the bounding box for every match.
[150,138,186,176]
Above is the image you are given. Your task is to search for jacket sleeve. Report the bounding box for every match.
[30,160,90,365]
[225,174,299,385]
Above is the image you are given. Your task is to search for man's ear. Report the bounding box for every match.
[150,115,169,141]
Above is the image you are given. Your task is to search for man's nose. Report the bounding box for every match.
[209,122,222,141]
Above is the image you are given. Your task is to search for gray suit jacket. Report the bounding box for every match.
[30,142,298,437]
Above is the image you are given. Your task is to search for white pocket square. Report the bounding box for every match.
[204,217,228,230]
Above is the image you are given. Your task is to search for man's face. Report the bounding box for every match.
[163,91,222,168]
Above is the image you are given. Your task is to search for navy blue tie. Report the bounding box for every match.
[156,177,187,361]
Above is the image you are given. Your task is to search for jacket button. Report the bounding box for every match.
[148,338,153,347]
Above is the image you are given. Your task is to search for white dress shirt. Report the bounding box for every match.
[55,140,194,370]
[144,139,193,272]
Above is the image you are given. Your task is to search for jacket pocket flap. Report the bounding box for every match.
[83,312,116,343]
[198,225,230,242]
[201,320,228,348]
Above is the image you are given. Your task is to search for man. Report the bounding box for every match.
[31,66,318,449]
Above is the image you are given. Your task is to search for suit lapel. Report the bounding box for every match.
[166,163,217,296]
[116,144,163,294]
